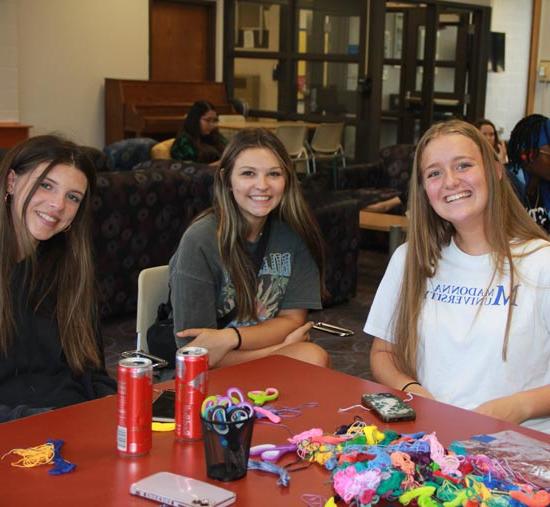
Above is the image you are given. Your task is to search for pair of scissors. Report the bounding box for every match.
[247,387,279,406]
[201,387,250,418]
[249,443,297,463]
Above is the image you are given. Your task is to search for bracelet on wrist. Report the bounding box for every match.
[230,326,242,350]
[401,381,421,391]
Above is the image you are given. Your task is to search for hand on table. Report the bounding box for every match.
[176,327,236,367]
[281,321,313,346]
[474,394,526,424]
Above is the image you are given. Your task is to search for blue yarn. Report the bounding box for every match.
[448,442,467,456]
[325,457,338,471]
[247,459,290,487]
[388,441,430,454]
[47,439,76,475]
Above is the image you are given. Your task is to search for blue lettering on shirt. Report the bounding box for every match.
[425,284,519,306]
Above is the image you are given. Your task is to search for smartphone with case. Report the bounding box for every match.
[152,390,176,422]
[312,322,354,337]
[361,393,416,423]
[130,471,236,507]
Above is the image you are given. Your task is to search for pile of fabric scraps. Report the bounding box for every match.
[288,422,550,507]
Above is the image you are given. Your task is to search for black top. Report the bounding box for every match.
[0,260,116,422]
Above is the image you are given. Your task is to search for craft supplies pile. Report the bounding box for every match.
[246,421,550,507]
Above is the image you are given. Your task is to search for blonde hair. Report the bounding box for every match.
[393,119,548,378]
[208,128,326,321]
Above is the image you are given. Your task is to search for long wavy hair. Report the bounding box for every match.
[208,128,326,321]
[474,118,502,153]
[393,120,547,378]
[0,135,101,373]
[178,100,225,163]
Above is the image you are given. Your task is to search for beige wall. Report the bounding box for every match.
[0,0,19,121]
[534,0,550,115]
[17,0,149,148]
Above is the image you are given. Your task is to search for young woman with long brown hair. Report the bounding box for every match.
[0,135,115,422]
[365,119,550,433]
[170,100,227,163]
[169,128,329,367]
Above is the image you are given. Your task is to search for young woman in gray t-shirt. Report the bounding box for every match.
[169,128,329,368]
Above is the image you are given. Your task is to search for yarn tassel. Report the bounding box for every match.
[248,459,290,487]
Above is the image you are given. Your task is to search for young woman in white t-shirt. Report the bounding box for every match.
[365,119,550,432]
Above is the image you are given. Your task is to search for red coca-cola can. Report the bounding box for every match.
[117,357,153,456]
[175,346,209,441]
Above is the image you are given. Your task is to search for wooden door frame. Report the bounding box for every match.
[526,0,542,114]
[149,0,217,81]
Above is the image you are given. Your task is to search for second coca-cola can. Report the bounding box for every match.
[117,357,153,456]
[175,346,209,441]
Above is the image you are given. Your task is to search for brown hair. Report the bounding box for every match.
[0,135,101,373]
[393,120,547,378]
[474,118,502,152]
[210,128,326,321]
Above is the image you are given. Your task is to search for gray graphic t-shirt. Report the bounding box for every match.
[169,214,321,338]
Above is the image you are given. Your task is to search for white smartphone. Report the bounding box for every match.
[130,471,236,507]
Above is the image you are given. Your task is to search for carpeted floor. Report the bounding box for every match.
[101,247,389,380]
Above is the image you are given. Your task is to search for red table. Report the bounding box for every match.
[1,356,548,505]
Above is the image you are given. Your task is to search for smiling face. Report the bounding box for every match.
[199,110,218,136]
[421,134,490,237]
[229,147,286,236]
[8,162,88,247]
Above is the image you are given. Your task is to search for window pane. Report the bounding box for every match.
[234,58,279,110]
[298,5,360,55]
[380,119,398,148]
[436,24,457,60]
[384,12,403,59]
[296,60,358,116]
[434,67,455,93]
[234,2,281,52]
[382,65,401,111]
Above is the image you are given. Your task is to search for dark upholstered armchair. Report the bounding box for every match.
[103,137,157,171]
[91,161,214,318]
[334,144,415,213]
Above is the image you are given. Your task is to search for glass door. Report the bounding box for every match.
[225,0,367,160]
[375,1,490,151]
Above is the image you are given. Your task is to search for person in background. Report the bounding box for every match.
[474,118,508,164]
[507,114,550,233]
[365,119,550,434]
[0,135,116,422]
[170,128,329,368]
[170,100,227,164]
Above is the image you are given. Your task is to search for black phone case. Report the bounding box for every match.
[361,393,416,422]
[152,391,176,422]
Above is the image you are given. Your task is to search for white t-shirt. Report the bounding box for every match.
[364,238,550,434]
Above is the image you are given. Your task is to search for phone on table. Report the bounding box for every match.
[361,392,416,423]
[152,390,176,422]
[120,350,168,369]
[130,471,236,506]
[312,322,354,337]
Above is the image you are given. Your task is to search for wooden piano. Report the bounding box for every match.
[105,78,234,145]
